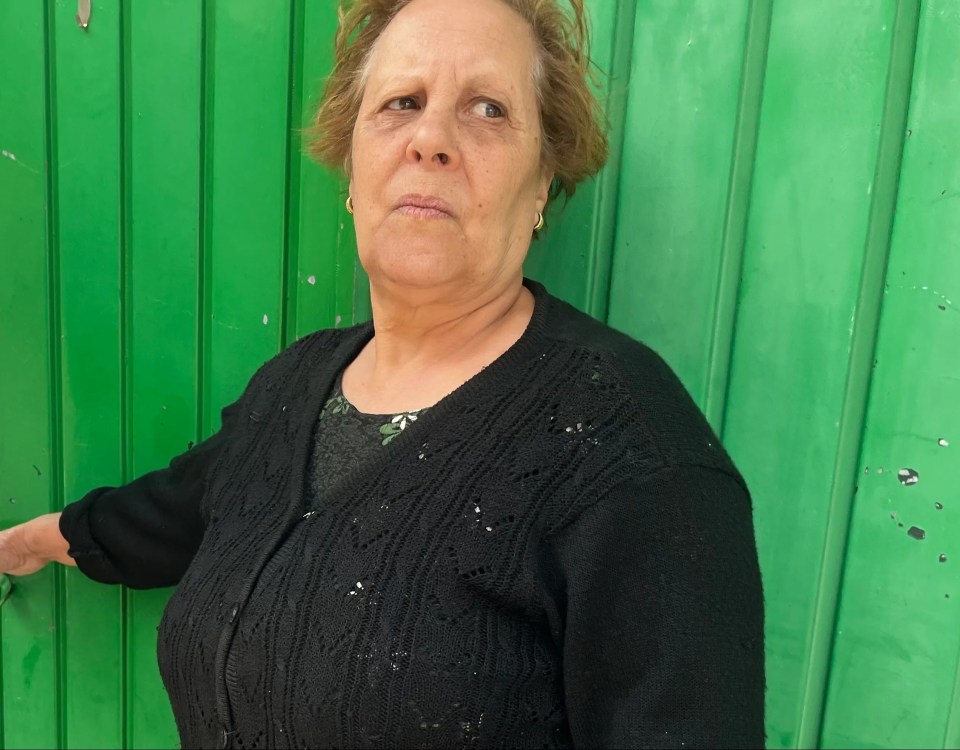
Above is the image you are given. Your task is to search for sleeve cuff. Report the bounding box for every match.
[59,488,125,585]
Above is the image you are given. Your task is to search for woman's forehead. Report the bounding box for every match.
[367,0,538,82]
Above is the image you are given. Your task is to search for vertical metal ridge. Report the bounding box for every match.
[944,644,960,748]
[118,0,133,511]
[120,579,129,749]
[708,0,772,435]
[118,1,133,745]
[280,0,304,349]
[198,0,215,436]
[798,1,921,747]
[41,0,65,746]
[588,0,635,323]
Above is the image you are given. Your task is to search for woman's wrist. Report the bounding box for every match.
[24,513,76,568]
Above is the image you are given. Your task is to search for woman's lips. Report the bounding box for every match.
[394,194,454,219]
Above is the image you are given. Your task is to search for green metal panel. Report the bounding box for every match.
[51,1,126,747]
[821,2,960,747]
[0,4,61,749]
[722,2,905,746]
[722,0,905,745]
[204,0,293,428]
[125,2,205,746]
[606,0,756,411]
[2,0,959,747]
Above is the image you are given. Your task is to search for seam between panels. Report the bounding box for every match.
[798,1,921,748]
[119,1,133,746]
[708,0,772,437]
[198,0,215,439]
[42,0,66,746]
[587,0,635,324]
[280,0,304,350]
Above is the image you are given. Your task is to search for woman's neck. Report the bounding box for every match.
[341,278,534,414]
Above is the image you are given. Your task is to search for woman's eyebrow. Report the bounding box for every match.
[368,74,422,93]
[460,70,516,91]
[371,69,517,95]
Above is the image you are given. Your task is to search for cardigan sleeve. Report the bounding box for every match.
[58,397,242,590]
[554,464,766,749]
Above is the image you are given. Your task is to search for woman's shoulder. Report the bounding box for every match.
[523,291,751,537]
[537,291,739,481]
[248,323,372,385]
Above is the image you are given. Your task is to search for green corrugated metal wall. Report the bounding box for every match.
[0,1,957,747]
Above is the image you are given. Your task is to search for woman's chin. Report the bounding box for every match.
[364,253,467,292]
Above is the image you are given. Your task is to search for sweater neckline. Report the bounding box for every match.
[293,277,552,508]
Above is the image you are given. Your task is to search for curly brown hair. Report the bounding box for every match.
[306,0,608,202]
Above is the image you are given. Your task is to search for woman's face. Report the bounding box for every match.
[350,0,552,297]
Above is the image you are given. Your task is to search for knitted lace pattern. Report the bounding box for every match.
[67,283,766,749]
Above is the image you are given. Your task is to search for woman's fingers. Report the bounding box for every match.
[0,525,38,575]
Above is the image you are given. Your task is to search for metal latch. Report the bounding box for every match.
[76,0,91,29]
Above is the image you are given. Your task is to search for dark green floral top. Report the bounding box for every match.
[308,371,430,495]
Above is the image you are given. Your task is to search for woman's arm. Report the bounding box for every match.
[1,398,239,591]
[553,464,766,749]
[55,398,242,589]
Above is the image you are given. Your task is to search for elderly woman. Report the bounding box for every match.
[0,0,765,747]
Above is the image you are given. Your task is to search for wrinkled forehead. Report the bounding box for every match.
[363,0,540,98]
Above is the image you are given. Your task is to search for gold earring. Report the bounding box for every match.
[345,195,354,215]
[534,211,545,232]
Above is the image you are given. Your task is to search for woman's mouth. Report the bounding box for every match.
[394,194,454,219]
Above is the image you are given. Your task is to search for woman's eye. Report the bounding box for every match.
[473,101,504,118]
[386,96,419,111]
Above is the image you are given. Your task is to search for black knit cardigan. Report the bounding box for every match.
[60,279,766,749]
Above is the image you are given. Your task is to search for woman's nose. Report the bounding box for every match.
[405,106,460,170]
